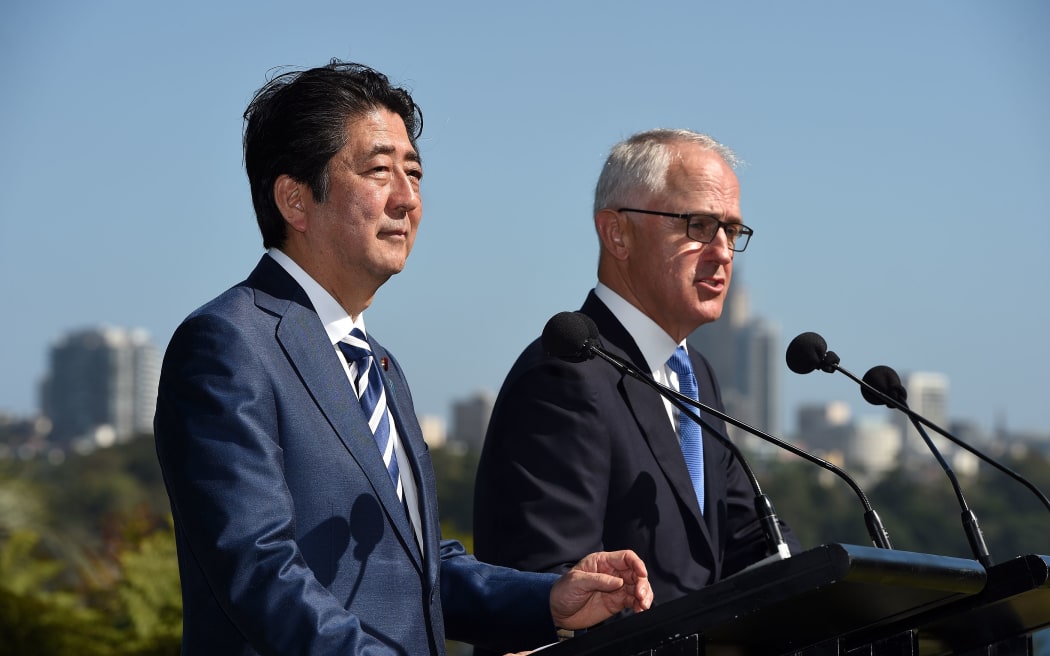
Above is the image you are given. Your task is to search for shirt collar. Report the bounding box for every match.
[594,282,683,375]
[267,248,363,345]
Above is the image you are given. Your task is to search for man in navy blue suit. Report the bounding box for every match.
[474,130,800,608]
[154,60,651,656]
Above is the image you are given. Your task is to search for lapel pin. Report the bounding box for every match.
[380,357,389,371]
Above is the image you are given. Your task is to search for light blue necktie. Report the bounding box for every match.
[338,329,401,498]
[667,346,705,513]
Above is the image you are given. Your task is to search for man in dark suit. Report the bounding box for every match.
[474,129,800,608]
[154,61,651,656]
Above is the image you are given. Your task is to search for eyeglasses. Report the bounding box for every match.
[618,208,754,252]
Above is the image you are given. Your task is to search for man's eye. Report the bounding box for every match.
[689,217,716,231]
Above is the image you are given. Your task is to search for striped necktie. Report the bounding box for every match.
[338,329,401,498]
[667,345,705,513]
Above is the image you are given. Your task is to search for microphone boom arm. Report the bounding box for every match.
[586,343,893,550]
[842,364,1050,515]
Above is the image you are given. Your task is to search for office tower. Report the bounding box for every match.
[41,326,160,448]
[688,270,781,449]
[740,317,780,437]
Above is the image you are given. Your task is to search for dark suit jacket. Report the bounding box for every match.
[155,255,558,656]
[474,291,799,606]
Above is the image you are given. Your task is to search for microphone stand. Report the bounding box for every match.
[848,366,1050,516]
[821,362,997,565]
[585,344,893,551]
[907,414,993,567]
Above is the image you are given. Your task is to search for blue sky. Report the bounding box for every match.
[2,0,1048,437]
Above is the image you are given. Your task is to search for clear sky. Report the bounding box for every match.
[2,0,1048,437]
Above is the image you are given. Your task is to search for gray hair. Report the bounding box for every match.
[593,129,739,215]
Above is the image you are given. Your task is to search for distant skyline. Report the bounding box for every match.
[14,280,1044,442]
[3,1,1048,438]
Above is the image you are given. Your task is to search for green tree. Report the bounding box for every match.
[0,529,119,655]
[0,435,181,655]
[112,522,182,655]
[430,445,480,539]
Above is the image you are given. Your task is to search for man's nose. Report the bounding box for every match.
[704,225,734,261]
[389,168,420,212]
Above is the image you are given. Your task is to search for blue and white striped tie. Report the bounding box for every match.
[338,329,401,498]
[667,345,705,513]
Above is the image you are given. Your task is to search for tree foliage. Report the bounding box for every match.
[0,435,180,655]
[1,436,1047,654]
[750,451,1050,561]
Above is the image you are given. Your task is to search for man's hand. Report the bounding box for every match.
[549,549,653,630]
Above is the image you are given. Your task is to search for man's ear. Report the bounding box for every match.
[595,208,630,260]
[274,174,309,233]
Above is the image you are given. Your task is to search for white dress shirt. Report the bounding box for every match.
[267,248,423,549]
[594,282,691,434]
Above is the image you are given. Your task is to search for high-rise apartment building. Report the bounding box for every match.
[41,326,160,448]
[891,371,949,470]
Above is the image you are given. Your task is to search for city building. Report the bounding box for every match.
[793,402,903,483]
[417,414,448,449]
[40,326,160,450]
[890,371,952,471]
[688,270,781,451]
[449,390,495,450]
[846,416,903,482]
[795,401,853,454]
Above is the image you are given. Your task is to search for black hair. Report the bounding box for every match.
[243,60,423,248]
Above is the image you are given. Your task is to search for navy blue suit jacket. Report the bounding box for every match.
[474,292,799,606]
[155,255,558,655]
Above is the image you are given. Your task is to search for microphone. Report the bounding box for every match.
[543,312,893,551]
[785,331,841,375]
[542,311,791,562]
[861,366,992,567]
[541,310,601,363]
[860,365,907,409]
[861,364,1050,515]
[787,334,1027,561]
[788,332,1001,566]
[790,330,1050,542]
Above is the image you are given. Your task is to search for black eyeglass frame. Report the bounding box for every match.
[617,207,754,252]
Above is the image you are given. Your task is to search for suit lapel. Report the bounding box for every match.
[581,293,718,566]
[249,257,423,573]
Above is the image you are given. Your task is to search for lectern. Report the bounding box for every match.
[541,543,988,656]
[909,553,1050,655]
